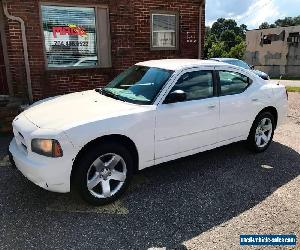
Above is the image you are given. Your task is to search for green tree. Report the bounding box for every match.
[259,15,300,29]
[227,42,246,59]
[204,18,247,59]
[208,42,227,58]
[275,17,296,27]
[220,30,241,50]
[204,33,216,59]
[211,18,239,39]
[259,22,270,29]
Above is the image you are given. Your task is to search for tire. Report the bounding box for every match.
[247,111,275,153]
[72,142,133,206]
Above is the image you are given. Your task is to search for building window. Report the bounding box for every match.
[41,4,111,69]
[287,32,300,44]
[151,11,179,50]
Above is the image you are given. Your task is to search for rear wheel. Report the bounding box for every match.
[73,142,133,206]
[247,112,275,153]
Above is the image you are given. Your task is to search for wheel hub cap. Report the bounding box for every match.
[255,118,273,148]
[101,168,111,180]
[86,153,127,199]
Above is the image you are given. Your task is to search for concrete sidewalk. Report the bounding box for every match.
[271,80,300,87]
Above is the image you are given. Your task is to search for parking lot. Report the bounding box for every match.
[0,93,299,250]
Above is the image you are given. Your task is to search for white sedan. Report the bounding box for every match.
[9,59,288,205]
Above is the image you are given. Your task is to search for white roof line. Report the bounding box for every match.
[136,59,227,71]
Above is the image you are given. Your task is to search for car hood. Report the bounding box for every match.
[23,90,143,130]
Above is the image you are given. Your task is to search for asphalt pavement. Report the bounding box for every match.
[0,93,299,250]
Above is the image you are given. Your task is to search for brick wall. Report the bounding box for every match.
[2,0,205,101]
[0,30,8,95]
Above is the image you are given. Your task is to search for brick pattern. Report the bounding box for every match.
[0,106,18,133]
[3,0,204,101]
[0,31,8,95]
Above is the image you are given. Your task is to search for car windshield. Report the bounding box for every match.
[225,60,251,70]
[99,65,173,105]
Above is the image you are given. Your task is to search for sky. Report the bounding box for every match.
[206,0,300,30]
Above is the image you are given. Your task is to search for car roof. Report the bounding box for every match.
[211,58,241,62]
[136,59,228,71]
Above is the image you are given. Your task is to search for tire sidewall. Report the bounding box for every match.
[73,143,133,206]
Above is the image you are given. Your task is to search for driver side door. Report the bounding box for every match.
[155,68,220,164]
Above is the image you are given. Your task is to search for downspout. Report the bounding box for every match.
[0,4,13,96]
[2,1,33,103]
[198,0,205,59]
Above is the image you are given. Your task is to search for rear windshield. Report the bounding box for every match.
[225,60,250,70]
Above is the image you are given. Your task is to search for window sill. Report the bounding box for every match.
[44,66,113,75]
[150,46,178,51]
[45,65,112,71]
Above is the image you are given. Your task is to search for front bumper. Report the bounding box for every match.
[9,138,72,193]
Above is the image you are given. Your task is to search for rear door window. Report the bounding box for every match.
[219,71,252,96]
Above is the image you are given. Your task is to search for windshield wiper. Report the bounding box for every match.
[95,88,124,102]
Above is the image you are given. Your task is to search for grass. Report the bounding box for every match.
[286,86,300,93]
[271,76,300,81]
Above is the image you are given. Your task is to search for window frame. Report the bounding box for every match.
[161,68,218,105]
[216,70,253,97]
[39,2,111,70]
[150,10,179,51]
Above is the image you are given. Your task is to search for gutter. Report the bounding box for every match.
[0,4,13,96]
[2,1,33,103]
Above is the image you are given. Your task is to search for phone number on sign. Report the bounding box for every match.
[53,41,89,47]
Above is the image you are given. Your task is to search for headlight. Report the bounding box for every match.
[31,139,63,158]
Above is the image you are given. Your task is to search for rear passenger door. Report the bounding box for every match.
[217,69,254,142]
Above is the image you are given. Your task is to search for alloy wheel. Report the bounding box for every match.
[255,118,273,148]
[86,153,127,198]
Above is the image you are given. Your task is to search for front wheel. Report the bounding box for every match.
[72,143,133,206]
[247,112,275,153]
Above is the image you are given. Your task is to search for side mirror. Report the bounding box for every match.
[250,65,255,70]
[164,90,187,104]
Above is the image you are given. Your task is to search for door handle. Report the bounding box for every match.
[252,98,259,102]
[208,105,216,109]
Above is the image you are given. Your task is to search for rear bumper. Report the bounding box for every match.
[9,138,71,193]
[277,100,288,128]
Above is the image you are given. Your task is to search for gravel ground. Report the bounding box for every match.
[0,93,299,250]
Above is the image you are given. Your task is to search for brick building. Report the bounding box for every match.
[0,0,205,103]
